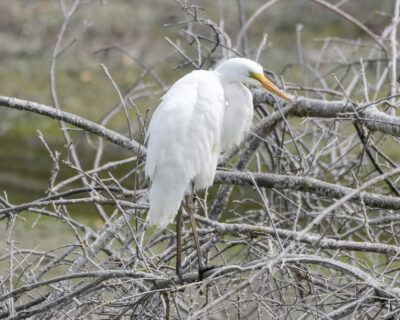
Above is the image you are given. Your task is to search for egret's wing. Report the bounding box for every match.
[221,82,253,151]
[145,70,225,228]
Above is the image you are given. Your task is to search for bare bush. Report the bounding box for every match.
[1,0,400,319]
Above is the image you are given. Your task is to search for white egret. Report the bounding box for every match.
[145,57,291,277]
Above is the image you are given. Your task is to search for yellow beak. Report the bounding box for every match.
[251,73,292,103]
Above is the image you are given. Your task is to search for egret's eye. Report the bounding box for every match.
[249,72,262,81]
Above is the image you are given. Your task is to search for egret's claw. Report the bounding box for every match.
[198,264,220,280]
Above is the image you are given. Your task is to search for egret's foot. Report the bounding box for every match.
[198,264,219,280]
[176,266,184,284]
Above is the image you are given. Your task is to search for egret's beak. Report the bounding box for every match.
[251,73,292,103]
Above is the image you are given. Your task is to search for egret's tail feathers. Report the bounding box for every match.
[148,173,186,229]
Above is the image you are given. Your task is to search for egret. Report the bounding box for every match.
[145,57,291,278]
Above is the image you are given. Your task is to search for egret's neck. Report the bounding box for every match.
[214,64,244,85]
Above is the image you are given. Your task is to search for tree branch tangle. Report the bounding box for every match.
[1,1,400,319]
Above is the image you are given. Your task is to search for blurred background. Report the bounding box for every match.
[0,0,396,236]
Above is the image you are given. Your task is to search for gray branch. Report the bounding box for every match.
[214,171,400,210]
[0,95,146,157]
[195,216,400,255]
[1,93,400,162]
[254,90,400,136]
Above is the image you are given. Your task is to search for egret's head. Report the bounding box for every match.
[215,57,292,102]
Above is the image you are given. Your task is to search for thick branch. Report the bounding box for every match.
[2,94,400,157]
[214,171,400,210]
[196,216,400,255]
[0,95,146,157]
[253,91,400,137]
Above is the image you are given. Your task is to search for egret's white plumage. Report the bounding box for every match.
[145,70,225,227]
[145,58,291,228]
[220,82,253,151]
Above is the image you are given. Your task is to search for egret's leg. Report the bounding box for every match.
[187,194,206,277]
[175,209,183,282]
